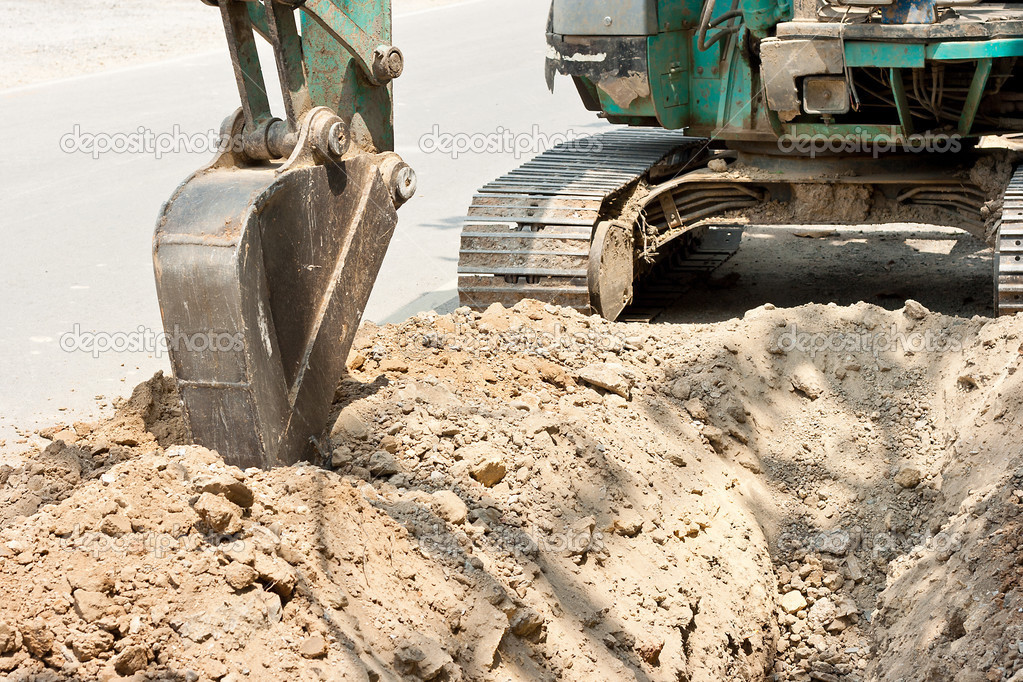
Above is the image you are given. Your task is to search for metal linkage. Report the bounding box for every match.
[209,0,404,162]
[154,0,415,468]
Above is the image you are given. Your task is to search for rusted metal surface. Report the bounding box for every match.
[302,0,395,152]
[588,221,634,320]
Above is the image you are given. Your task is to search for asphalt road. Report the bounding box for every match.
[0,0,609,450]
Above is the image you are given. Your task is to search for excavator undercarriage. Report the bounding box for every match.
[458,0,1023,322]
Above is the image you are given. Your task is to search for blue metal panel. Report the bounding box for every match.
[879,0,936,25]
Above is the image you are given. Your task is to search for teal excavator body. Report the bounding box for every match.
[545,0,1023,142]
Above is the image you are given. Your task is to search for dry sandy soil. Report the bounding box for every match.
[0,299,1021,681]
[4,7,1022,680]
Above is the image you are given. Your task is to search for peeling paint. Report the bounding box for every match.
[597,71,651,109]
[547,45,607,62]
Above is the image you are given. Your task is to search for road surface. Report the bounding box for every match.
[0,0,609,453]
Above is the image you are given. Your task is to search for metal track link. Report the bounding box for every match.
[997,165,1023,316]
[457,129,698,312]
[619,226,744,323]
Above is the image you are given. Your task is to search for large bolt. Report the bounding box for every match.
[309,112,348,159]
[379,153,417,207]
[393,165,417,204]
[327,121,347,157]
[372,45,404,83]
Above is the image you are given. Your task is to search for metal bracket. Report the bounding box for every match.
[300,0,403,85]
[760,38,845,117]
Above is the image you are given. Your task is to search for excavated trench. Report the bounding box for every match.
[0,300,1020,681]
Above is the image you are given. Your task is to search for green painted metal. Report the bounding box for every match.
[647,31,692,129]
[843,39,1023,68]
[220,2,272,128]
[303,0,382,79]
[561,0,1023,144]
[712,31,753,134]
[265,1,310,127]
[889,68,914,136]
[844,42,925,68]
[738,0,791,38]
[927,38,1023,60]
[247,3,269,37]
[645,0,756,132]
[215,0,394,152]
[656,0,700,32]
[300,0,394,151]
[959,57,993,135]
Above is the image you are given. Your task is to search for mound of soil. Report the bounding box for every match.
[0,300,1021,681]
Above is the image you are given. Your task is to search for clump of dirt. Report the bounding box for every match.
[0,373,184,529]
[791,184,872,223]
[0,300,1021,681]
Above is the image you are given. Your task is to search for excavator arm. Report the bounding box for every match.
[153,0,416,469]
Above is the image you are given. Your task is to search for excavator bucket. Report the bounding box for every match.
[155,136,403,468]
[153,0,414,468]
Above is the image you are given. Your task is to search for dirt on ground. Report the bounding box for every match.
[724,150,1019,245]
[0,299,1021,681]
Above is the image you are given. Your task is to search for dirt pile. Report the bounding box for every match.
[725,149,1019,244]
[0,300,1021,681]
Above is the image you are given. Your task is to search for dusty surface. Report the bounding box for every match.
[718,150,1019,245]
[0,0,225,90]
[660,224,994,324]
[1,300,1022,680]
[0,0,477,90]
